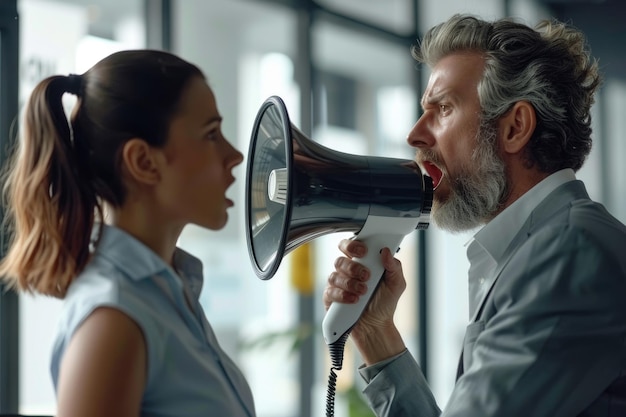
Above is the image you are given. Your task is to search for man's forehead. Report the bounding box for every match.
[421,84,451,106]
[421,53,485,101]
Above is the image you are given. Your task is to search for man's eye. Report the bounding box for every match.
[440,104,450,113]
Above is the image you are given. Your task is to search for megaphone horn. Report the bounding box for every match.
[245,95,433,345]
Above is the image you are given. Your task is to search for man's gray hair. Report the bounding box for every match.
[412,14,601,172]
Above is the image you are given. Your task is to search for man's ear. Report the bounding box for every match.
[498,101,536,155]
[121,138,161,185]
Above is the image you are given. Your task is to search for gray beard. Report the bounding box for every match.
[433,121,508,233]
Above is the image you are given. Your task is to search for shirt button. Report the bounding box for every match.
[479,277,486,285]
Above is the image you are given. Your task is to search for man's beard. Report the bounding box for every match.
[424,120,508,233]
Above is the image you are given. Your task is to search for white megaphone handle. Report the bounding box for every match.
[322,215,420,345]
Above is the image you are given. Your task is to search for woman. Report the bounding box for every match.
[0,50,254,416]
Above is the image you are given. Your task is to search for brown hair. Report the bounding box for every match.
[0,50,204,297]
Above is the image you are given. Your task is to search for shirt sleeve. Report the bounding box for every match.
[358,350,441,417]
[358,349,408,383]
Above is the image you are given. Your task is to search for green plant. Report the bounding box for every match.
[240,323,375,417]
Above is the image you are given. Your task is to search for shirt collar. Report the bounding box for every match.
[94,224,204,295]
[472,168,576,262]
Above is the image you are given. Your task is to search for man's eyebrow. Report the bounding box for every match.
[421,93,445,109]
[421,90,455,110]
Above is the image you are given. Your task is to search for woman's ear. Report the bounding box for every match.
[498,101,536,155]
[121,138,161,185]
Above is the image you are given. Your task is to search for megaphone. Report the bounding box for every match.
[245,95,433,346]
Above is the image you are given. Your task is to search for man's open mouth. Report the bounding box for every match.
[421,161,444,189]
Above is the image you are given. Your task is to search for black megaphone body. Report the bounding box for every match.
[245,95,433,346]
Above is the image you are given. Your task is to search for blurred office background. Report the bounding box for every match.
[0,0,624,416]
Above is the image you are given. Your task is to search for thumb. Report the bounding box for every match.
[380,247,406,294]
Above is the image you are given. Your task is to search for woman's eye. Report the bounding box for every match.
[206,130,219,140]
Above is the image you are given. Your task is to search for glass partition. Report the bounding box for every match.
[309,16,421,416]
[316,0,415,35]
[174,1,301,415]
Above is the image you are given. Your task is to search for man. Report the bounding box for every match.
[324,14,626,417]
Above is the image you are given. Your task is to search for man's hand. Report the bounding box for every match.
[323,238,408,365]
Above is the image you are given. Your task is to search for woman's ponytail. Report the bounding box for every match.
[0,74,96,298]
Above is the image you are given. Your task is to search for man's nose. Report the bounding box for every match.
[407,114,435,149]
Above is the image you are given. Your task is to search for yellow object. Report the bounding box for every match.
[290,243,314,295]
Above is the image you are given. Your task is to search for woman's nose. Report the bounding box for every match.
[226,141,244,169]
[230,149,244,168]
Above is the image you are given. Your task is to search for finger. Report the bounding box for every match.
[338,238,367,258]
[323,284,359,308]
[328,271,368,295]
[334,257,370,281]
[380,247,407,293]
[380,247,402,273]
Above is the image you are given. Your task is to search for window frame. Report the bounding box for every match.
[0,0,20,413]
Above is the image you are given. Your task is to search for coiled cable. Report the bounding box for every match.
[325,331,350,417]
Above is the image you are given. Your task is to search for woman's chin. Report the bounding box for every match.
[199,213,229,231]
